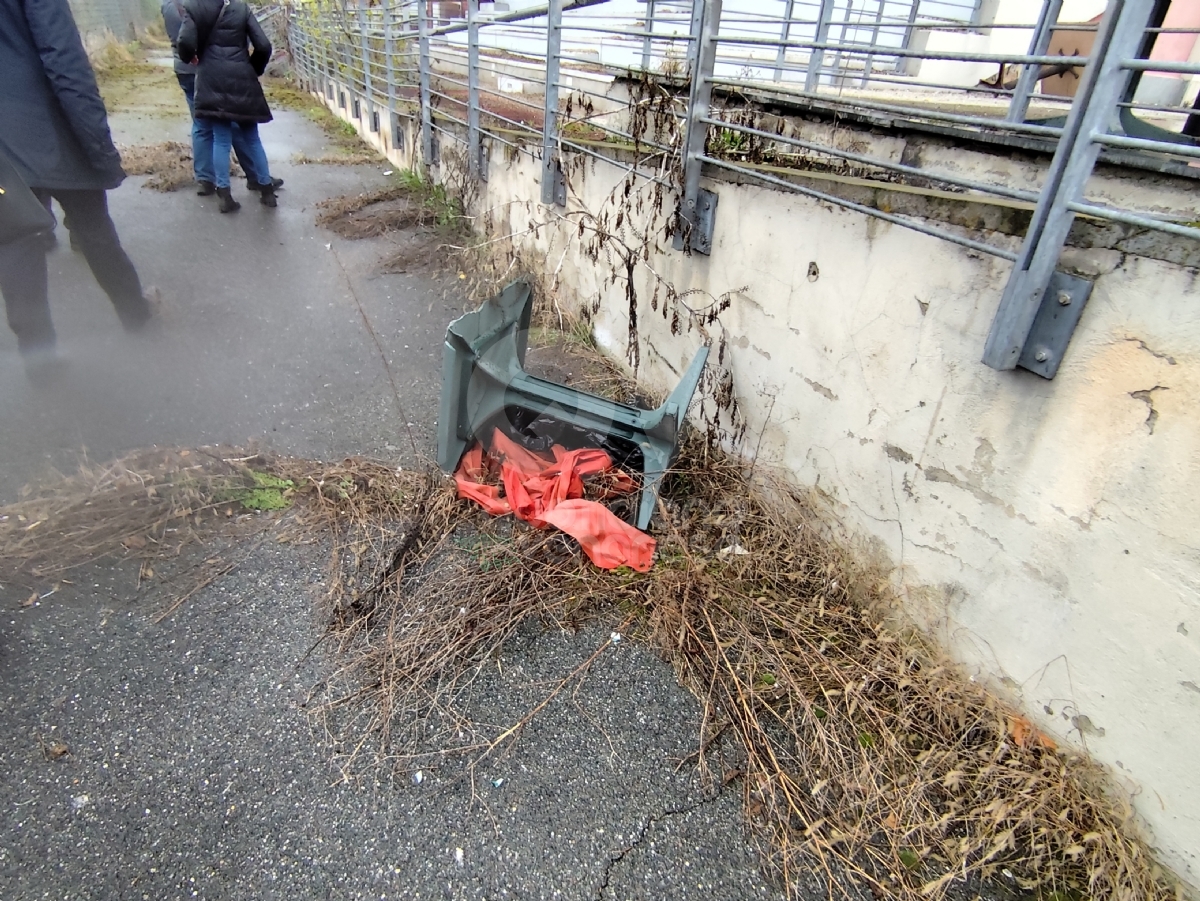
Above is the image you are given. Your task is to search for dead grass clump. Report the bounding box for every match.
[118,142,195,191]
[118,142,246,191]
[301,428,1179,901]
[316,177,472,274]
[315,186,427,238]
[0,448,282,586]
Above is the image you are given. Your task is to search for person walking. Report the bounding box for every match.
[160,0,281,199]
[178,0,277,213]
[0,0,156,376]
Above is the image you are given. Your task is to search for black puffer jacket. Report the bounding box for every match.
[177,0,272,124]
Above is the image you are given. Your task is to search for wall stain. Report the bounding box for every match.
[1179,622,1190,636]
[884,444,914,464]
[804,377,838,401]
[1181,681,1200,696]
[922,466,1031,522]
[1072,714,1106,738]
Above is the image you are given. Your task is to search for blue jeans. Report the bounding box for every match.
[210,120,271,191]
[176,74,261,185]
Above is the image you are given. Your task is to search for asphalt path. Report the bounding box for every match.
[0,59,782,901]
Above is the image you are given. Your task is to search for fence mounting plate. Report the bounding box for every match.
[542,160,566,207]
[672,188,718,255]
[1016,271,1094,379]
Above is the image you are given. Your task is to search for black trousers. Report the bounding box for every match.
[0,189,148,353]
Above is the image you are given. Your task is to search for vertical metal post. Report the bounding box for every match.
[894,0,920,74]
[982,0,1149,372]
[830,0,855,86]
[541,0,564,205]
[685,0,705,78]
[1006,0,1064,124]
[674,0,721,254]
[860,0,884,87]
[385,2,397,152]
[358,0,371,118]
[806,0,835,92]
[641,0,656,71]
[418,0,433,171]
[468,0,482,178]
[774,0,795,83]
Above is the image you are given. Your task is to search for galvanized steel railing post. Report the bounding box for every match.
[675,0,721,254]
[641,0,656,71]
[468,0,482,178]
[773,0,795,83]
[385,3,396,149]
[1006,0,1064,124]
[358,0,371,111]
[982,0,1150,374]
[418,0,433,171]
[806,0,835,92]
[894,0,921,74]
[685,0,705,78]
[541,0,565,205]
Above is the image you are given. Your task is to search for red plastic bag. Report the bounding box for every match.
[454,428,655,571]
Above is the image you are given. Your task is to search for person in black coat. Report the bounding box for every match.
[0,0,155,373]
[160,0,281,197]
[178,0,277,212]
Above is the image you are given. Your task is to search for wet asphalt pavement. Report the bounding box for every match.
[0,60,782,900]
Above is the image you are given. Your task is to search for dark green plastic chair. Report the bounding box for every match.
[437,280,709,530]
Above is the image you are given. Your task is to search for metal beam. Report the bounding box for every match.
[675,0,721,255]
[982,0,1150,373]
[541,0,566,205]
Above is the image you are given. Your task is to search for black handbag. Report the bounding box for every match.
[0,148,54,245]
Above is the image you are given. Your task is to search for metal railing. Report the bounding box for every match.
[285,0,1200,379]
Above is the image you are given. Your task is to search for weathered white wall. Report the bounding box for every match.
[481,156,1200,891]
[319,86,1200,890]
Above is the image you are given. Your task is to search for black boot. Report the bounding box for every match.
[246,176,284,193]
[259,184,277,208]
[216,187,241,214]
[197,180,216,196]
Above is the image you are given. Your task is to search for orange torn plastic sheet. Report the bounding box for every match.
[453,428,656,572]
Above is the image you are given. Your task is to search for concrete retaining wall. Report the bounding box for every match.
[313,78,1200,890]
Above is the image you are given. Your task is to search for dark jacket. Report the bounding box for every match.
[0,0,125,191]
[178,0,273,124]
[161,0,197,76]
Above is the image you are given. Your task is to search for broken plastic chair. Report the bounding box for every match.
[436,280,709,530]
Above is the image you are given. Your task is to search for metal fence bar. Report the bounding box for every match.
[982,0,1149,372]
[700,155,1018,260]
[541,0,565,205]
[806,0,835,91]
[860,1,885,88]
[468,0,482,178]
[896,0,924,74]
[385,4,397,153]
[358,0,371,121]
[418,0,432,171]
[642,0,656,71]
[677,0,721,253]
[1006,0,1063,124]
[773,0,796,83]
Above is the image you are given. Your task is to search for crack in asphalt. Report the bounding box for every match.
[594,788,727,899]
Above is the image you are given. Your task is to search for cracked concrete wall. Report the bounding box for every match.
[312,81,1200,890]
